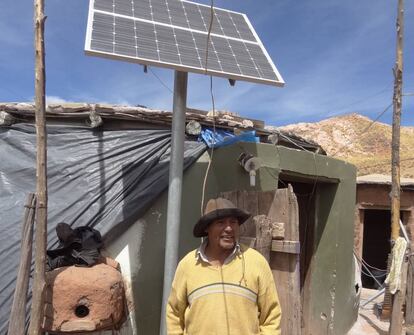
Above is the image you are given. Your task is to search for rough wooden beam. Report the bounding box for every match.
[8,194,36,335]
[28,0,48,333]
[406,253,414,334]
[271,240,301,254]
[254,215,273,261]
[389,256,409,334]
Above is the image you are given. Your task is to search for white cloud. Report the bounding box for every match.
[46,96,71,104]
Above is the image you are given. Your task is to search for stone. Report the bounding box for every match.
[185,120,202,135]
[272,222,285,240]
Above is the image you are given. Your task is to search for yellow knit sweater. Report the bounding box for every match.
[166,245,281,335]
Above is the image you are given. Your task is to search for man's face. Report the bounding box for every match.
[206,216,240,251]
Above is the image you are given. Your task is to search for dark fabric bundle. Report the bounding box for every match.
[47,222,103,270]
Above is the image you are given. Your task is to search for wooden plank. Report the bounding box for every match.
[389,255,409,334]
[287,184,300,240]
[223,188,302,334]
[28,0,48,334]
[269,189,291,335]
[221,190,238,208]
[287,185,301,335]
[268,189,290,237]
[254,215,273,261]
[8,194,36,335]
[268,186,301,335]
[272,240,300,254]
[258,191,276,217]
[238,190,259,237]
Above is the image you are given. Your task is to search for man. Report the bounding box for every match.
[167,197,281,335]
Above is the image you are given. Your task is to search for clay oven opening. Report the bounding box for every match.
[75,304,90,318]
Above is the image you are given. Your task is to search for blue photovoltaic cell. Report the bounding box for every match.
[86,0,284,86]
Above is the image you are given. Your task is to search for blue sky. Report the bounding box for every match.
[1,0,413,126]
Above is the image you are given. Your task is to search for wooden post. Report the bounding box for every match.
[8,194,37,335]
[390,0,404,243]
[389,255,409,334]
[389,0,404,333]
[28,0,48,333]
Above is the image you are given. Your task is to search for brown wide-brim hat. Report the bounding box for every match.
[193,197,251,238]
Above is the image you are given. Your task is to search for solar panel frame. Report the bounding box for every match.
[85,0,285,87]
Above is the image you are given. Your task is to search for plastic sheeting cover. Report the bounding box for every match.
[0,123,206,333]
[200,128,259,148]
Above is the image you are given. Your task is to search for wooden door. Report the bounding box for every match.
[221,186,301,335]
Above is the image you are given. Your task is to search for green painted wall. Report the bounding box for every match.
[108,142,357,335]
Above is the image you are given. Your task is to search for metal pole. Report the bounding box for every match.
[361,288,386,308]
[400,219,410,243]
[159,70,188,335]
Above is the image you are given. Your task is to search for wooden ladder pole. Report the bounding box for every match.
[8,193,37,335]
[28,0,48,333]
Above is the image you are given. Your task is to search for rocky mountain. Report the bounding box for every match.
[267,113,414,177]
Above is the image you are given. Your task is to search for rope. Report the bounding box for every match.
[354,250,387,272]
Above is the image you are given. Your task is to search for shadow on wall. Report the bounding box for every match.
[314,183,338,253]
[106,152,207,335]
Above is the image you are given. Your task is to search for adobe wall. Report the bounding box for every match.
[355,184,414,254]
[106,142,357,335]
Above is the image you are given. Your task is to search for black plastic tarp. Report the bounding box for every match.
[0,123,206,333]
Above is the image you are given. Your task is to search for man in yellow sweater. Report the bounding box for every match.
[167,197,282,335]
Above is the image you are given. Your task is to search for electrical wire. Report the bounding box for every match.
[360,268,386,280]
[148,67,173,94]
[200,76,217,215]
[328,87,390,115]
[354,251,386,288]
[355,251,387,273]
[273,129,318,154]
[204,0,215,73]
[362,261,387,273]
[354,250,387,272]
[200,0,217,215]
[357,263,385,288]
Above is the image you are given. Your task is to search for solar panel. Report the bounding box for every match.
[85,0,284,86]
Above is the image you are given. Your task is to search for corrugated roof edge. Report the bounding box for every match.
[0,102,325,154]
[357,174,414,186]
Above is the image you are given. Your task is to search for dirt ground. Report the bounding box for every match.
[347,288,406,335]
